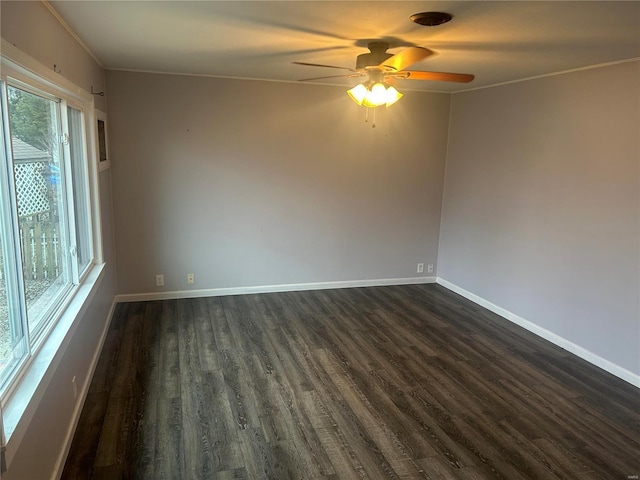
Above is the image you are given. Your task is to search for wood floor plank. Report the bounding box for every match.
[256,335,336,476]
[318,318,440,462]
[177,298,221,479]
[87,323,124,395]
[93,305,145,471]
[60,392,109,480]
[130,301,162,479]
[214,467,248,480]
[192,297,221,371]
[158,300,180,398]
[312,349,420,480]
[63,284,640,480]
[91,464,122,480]
[237,426,284,479]
[494,420,584,480]
[202,370,245,472]
[92,394,134,468]
[206,296,236,350]
[154,395,184,479]
[451,416,530,480]
[417,455,471,480]
[220,348,262,431]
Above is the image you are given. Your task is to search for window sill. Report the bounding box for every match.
[2,262,106,469]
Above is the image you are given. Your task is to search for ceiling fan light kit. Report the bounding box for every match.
[347,82,403,108]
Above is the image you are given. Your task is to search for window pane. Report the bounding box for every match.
[0,227,27,385]
[8,86,71,337]
[0,217,7,375]
[68,107,91,275]
[0,230,10,375]
[0,104,28,387]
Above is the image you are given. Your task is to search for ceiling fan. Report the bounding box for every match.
[294,41,474,108]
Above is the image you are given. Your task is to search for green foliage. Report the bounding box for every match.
[8,86,56,153]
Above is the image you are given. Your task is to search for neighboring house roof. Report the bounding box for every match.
[11,136,50,161]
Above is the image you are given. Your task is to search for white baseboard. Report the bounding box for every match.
[115,276,437,303]
[436,277,640,389]
[52,297,118,480]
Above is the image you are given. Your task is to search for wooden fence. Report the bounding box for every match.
[0,157,62,282]
[0,215,62,282]
[20,215,62,281]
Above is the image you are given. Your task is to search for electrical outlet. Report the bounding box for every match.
[155,274,164,287]
[417,263,424,274]
[72,376,77,399]
[427,264,434,274]
[187,273,195,284]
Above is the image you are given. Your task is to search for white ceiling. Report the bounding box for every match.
[49,1,640,93]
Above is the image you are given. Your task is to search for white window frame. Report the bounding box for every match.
[66,100,97,280]
[0,40,106,470]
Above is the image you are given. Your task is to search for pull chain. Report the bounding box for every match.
[363,107,378,128]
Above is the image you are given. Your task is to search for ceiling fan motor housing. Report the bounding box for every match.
[356,41,393,70]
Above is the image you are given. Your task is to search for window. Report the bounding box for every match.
[0,72,97,399]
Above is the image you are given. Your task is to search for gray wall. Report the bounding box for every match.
[1,2,117,478]
[438,61,640,376]
[107,70,450,294]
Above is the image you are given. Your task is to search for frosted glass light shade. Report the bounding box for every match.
[347,84,368,105]
[368,83,387,106]
[347,82,403,108]
[384,86,403,107]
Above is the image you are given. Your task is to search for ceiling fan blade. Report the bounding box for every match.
[392,70,475,83]
[292,61,357,72]
[298,73,364,82]
[379,47,432,72]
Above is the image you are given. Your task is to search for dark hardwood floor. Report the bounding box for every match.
[62,284,640,479]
